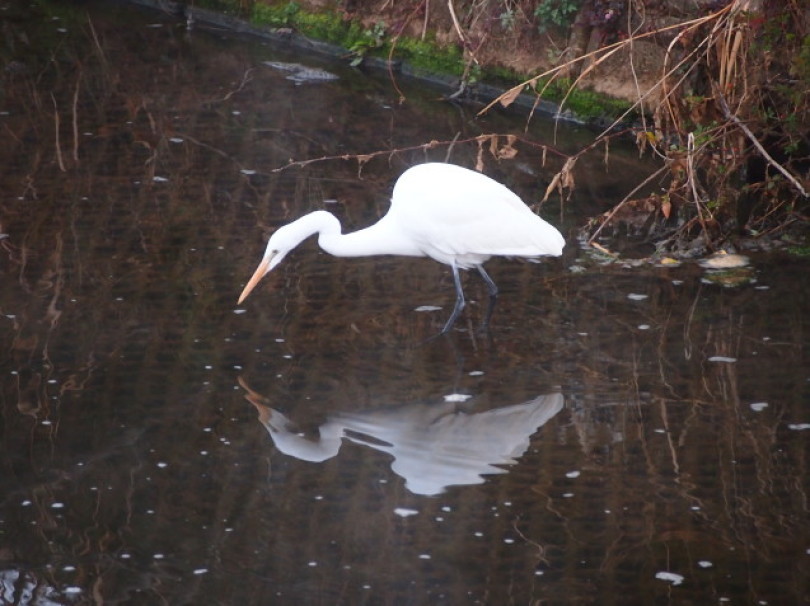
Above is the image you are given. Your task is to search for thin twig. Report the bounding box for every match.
[421,0,429,41]
[51,94,66,172]
[447,0,478,66]
[215,68,253,103]
[72,69,80,162]
[385,1,428,103]
[267,134,568,174]
[86,17,108,71]
[443,131,461,162]
[590,241,618,257]
[714,85,808,198]
[686,132,710,239]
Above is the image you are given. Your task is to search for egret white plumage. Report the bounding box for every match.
[238,162,565,333]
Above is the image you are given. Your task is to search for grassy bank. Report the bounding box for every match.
[194,0,633,123]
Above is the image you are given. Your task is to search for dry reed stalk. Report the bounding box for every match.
[72,72,80,163]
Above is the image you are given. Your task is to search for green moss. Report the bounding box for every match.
[251,1,302,27]
[794,34,810,81]
[531,77,634,120]
[251,2,358,46]
[482,64,524,84]
[295,12,351,45]
[786,244,810,257]
[394,36,464,76]
[198,0,249,16]
[568,89,634,120]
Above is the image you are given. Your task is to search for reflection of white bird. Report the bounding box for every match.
[238,163,565,333]
[240,378,564,496]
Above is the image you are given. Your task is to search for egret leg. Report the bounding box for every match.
[440,263,466,334]
[477,265,499,331]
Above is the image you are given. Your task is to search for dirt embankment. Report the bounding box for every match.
[318,0,669,110]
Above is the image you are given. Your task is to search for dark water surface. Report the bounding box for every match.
[1,2,808,604]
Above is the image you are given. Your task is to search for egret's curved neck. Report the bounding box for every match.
[290,211,342,246]
[300,210,422,258]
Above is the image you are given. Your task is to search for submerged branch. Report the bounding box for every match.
[51,94,65,173]
[586,165,670,244]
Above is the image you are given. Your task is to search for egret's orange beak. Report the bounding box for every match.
[237,255,272,304]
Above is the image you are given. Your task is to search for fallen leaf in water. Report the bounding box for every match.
[708,356,737,363]
[414,305,442,312]
[701,267,755,287]
[699,252,749,269]
[443,393,472,402]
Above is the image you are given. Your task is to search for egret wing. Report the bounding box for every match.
[390,163,563,263]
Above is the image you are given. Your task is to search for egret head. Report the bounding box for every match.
[236,225,299,304]
[237,214,335,304]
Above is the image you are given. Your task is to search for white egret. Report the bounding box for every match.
[238,162,565,333]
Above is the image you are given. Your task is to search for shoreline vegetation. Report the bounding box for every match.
[129,0,629,124]
[127,1,810,256]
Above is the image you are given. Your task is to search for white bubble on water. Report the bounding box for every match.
[655,571,684,585]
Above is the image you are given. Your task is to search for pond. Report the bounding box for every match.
[0,1,807,604]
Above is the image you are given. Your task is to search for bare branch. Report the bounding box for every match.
[714,85,809,198]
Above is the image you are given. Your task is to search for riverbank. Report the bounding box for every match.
[108,0,810,256]
[123,0,641,126]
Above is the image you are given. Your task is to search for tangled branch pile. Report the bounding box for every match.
[517,0,810,254]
